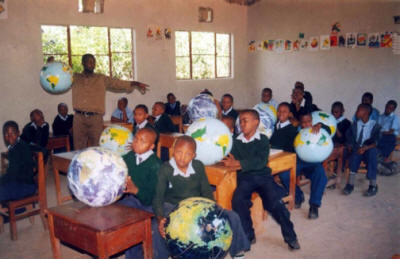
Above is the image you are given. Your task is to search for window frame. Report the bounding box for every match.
[41,24,135,80]
[175,30,232,80]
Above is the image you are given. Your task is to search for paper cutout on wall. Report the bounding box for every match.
[293,40,300,51]
[262,40,269,50]
[330,35,338,47]
[309,36,319,51]
[267,40,274,51]
[299,32,305,39]
[164,28,172,39]
[331,22,341,34]
[320,35,330,50]
[248,40,256,52]
[380,32,392,48]
[392,33,400,54]
[284,40,292,52]
[357,33,367,47]
[0,0,8,19]
[274,39,284,53]
[300,39,309,50]
[147,27,154,38]
[346,33,356,48]
[257,41,263,51]
[368,33,380,48]
[155,27,163,40]
[338,35,346,47]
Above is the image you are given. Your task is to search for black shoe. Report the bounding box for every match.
[308,205,319,219]
[288,239,300,250]
[363,185,378,197]
[342,184,354,195]
[294,196,305,209]
[327,183,337,190]
[250,236,256,245]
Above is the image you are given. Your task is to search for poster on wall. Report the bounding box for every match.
[392,33,400,55]
[0,0,7,19]
[146,27,154,38]
[380,32,392,48]
[300,39,309,50]
[357,33,367,47]
[346,33,357,48]
[248,40,256,52]
[274,39,284,53]
[330,34,338,47]
[309,36,319,51]
[164,28,172,39]
[284,40,292,52]
[338,35,346,47]
[267,40,274,51]
[368,33,380,48]
[293,40,300,51]
[320,35,330,50]
[262,40,269,50]
[155,27,163,40]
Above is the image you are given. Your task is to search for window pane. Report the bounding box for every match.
[192,55,215,79]
[192,32,215,55]
[41,25,68,55]
[71,55,109,75]
[217,57,230,77]
[176,57,190,79]
[216,34,230,56]
[43,55,69,65]
[175,31,189,56]
[110,28,132,52]
[70,26,108,55]
[112,53,133,80]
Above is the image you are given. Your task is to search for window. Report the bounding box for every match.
[175,31,232,80]
[41,25,134,80]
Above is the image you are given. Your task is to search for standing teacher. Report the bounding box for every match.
[72,53,149,150]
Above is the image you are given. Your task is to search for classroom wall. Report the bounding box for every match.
[246,0,400,118]
[0,0,249,149]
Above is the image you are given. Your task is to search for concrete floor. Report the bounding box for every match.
[0,159,399,259]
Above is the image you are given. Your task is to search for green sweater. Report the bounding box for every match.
[0,139,34,185]
[152,159,214,217]
[230,133,271,177]
[122,151,162,206]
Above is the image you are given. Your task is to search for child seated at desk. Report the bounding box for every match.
[165,92,181,116]
[154,136,250,259]
[221,115,235,134]
[270,102,298,153]
[52,103,74,151]
[111,97,133,124]
[0,121,35,203]
[151,102,176,133]
[119,128,162,259]
[221,93,239,121]
[133,104,156,135]
[222,109,300,250]
[21,109,49,161]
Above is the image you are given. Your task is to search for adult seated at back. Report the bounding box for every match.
[111,97,134,124]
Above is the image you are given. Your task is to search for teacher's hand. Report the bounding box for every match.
[131,81,149,94]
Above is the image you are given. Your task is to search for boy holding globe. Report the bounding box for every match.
[222,109,300,250]
[154,136,250,259]
[120,127,162,259]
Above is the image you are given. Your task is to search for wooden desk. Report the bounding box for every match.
[103,121,133,132]
[205,151,296,210]
[47,202,153,259]
[157,133,183,159]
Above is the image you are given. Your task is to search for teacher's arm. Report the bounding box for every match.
[105,76,149,94]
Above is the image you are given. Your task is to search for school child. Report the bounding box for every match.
[151,102,177,133]
[132,104,156,135]
[52,103,74,151]
[221,94,239,120]
[21,109,49,160]
[165,93,181,116]
[221,115,235,134]
[270,102,298,152]
[259,87,278,109]
[111,97,133,123]
[352,92,380,122]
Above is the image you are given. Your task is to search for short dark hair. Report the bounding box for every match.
[154,101,166,111]
[134,104,148,114]
[294,81,304,90]
[240,109,260,121]
[82,53,95,64]
[221,115,235,128]
[57,103,68,110]
[167,93,175,99]
[30,109,44,121]
[299,111,312,121]
[331,101,344,112]
[137,127,157,144]
[200,89,213,96]
[358,103,372,115]
[278,102,291,110]
[119,97,128,105]
[222,93,234,102]
[175,135,197,152]
[362,92,373,102]
[387,100,397,110]
[262,88,272,95]
[3,120,19,136]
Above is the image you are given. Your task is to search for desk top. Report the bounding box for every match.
[53,150,81,160]
[48,202,153,232]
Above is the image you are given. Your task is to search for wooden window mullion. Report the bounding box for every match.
[214,33,217,78]
[67,26,72,67]
[108,27,112,77]
[189,31,193,79]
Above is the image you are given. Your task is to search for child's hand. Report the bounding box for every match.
[357,147,366,155]
[336,128,342,137]
[124,176,139,194]
[222,154,240,167]
[158,217,167,239]
[311,123,322,134]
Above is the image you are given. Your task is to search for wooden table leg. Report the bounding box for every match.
[53,167,63,205]
[47,213,61,259]
[142,218,153,259]
[288,161,296,210]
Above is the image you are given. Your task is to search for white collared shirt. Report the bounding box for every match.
[356,119,377,145]
[136,120,148,129]
[222,107,233,116]
[58,114,69,121]
[154,114,162,122]
[30,122,47,130]
[136,150,153,165]
[236,130,261,144]
[169,158,195,178]
[336,116,345,124]
[276,120,291,129]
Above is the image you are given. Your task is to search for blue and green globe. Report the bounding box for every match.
[99,125,133,156]
[187,94,218,122]
[165,197,233,259]
[40,62,73,94]
[311,111,337,137]
[294,128,333,163]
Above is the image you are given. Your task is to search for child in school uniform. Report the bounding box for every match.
[151,102,177,133]
[377,100,399,174]
[221,94,239,121]
[222,109,300,250]
[52,103,74,151]
[119,128,162,259]
[0,121,35,202]
[165,93,181,116]
[258,87,278,109]
[21,109,49,160]
[154,136,250,259]
[343,103,381,197]
[221,115,236,134]
[352,92,380,122]
[132,104,157,135]
[270,102,298,153]
[111,97,134,123]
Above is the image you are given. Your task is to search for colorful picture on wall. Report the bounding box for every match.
[309,36,319,51]
[346,33,356,48]
[380,32,392,48]
[331,22,341,34]
[164,28,172,39]
[300,39,309,50]
[262,40,269,50]
[284,40,292,52]
[0,0,8,19]
[299,32,305,39]
[330,34,338,47]
[147,27,154,38]
[293,40,300,51]
[267,40,274,51]
[248,40,256,52]
[357,33,367,46]
[338,35,346,47]
[368,33,380,48]
[257,41,263,51]
[320,35,330,50]
[155,27,163,40]
[274,39,284,53]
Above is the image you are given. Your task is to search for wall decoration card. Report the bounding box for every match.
[338,35,346,47]
[262,40,269,50]
[0,0,8,19]
[274,39,284,53]
[155,27,163,40]
[267,40,274,51]
[257,41,263,51]
[330,35,338,47]
[293,40,300,51]
[164,28,172,39]
[248,40,256,52]
[320,35,330,50]
[146,26,154,38]
[357,33,367,47]
[300,39,309,50]
[309,36,319,51]
[381,32,392,48]
[392,32,400,55]
[368,33,380,48]
[346,33,356,48]
[284,40,292,52]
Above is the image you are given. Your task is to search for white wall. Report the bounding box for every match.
[0,0,249,149]
[247,0,400,118]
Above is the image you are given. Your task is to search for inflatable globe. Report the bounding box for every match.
[186,117,232,165]
[312,111,337,137]
[165,197,233,259]
[294,128,333,163]
[40,62,73,93]
[235,104,277,138]
[67,147,128,207]
[187,94,218,122]
[99,125,133,156]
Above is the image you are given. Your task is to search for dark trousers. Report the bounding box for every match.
[349,148,378,180]
[377,134,396,158]
[0,181,36,203]
[232,173,297,244]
